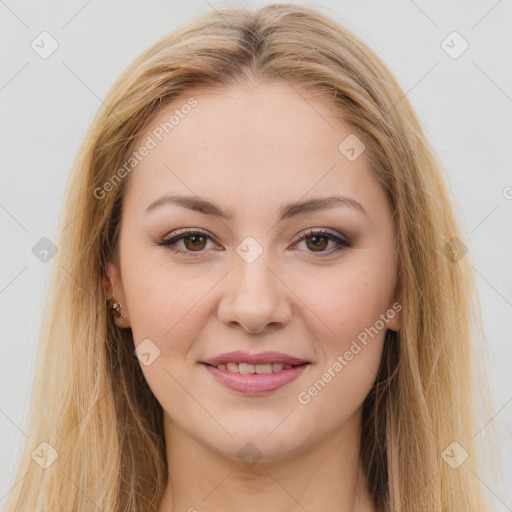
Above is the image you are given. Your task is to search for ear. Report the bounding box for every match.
[385,297,402,332]
[386,272,402,332]
[105,260,131,328]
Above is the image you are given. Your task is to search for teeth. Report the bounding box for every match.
[239,363,255,374]
[255,364,273,374]
[217,362,295,373]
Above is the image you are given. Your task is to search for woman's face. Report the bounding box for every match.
[107,81,401,462]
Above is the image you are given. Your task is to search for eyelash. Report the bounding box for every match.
[157,228,353,258]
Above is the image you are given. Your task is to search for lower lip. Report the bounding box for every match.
[202,363,309,394]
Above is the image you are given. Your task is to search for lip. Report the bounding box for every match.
[202,363,309,394]
[200,351,311,394]
[202,351,309,366]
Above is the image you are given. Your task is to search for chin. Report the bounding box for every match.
[198,424,313,465]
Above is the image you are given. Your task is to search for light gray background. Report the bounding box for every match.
[1,0,511,509]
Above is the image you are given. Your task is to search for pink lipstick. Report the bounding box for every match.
[201,351,310,394]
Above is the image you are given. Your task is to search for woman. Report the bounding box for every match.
[6,4,492,511]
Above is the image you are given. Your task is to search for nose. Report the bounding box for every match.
[217,251,292,335]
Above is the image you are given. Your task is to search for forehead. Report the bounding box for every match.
[124,82,384,219]
[144,82,349,157]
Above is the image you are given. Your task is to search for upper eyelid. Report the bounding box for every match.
[160,228,351,254]
[162,227,346,243]
[297,227,349,241]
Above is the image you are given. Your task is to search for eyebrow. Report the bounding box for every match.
[144,194,369,221]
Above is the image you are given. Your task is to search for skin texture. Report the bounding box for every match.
[106,81,401,512]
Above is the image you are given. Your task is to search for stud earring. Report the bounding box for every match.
[107,298,125,319]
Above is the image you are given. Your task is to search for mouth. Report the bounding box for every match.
[200,351,311,394]
[202,361,307,374]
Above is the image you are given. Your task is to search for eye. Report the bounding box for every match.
[157,227,352,257]
[293,228,352,257]
[157,229,220,255]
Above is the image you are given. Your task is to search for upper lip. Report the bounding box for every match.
[201,351,309,366]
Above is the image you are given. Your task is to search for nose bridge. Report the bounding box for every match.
[217,238,291,332]
[235,248,275,295]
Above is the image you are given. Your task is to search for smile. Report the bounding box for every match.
[209,362,297,373]
[201,360,310,394]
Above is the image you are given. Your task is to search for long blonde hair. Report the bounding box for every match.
[5,4,493,511]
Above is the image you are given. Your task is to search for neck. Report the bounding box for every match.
[158,409,376,512]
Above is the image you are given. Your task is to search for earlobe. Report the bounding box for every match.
[388,313,402,332]
[105,260,131,328]
[385,296,402,332]
[386,317,401,333]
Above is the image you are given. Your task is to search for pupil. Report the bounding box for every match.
[182,234,330,252]
[186,235,206,251]
[308,235,327,251]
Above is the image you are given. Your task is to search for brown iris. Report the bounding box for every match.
[183,234,207,251]
[305,234,329,251]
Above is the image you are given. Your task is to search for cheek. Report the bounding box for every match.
[121,248,217,357]
[294,267,389,430]
[295,339,383,448]
[290,258,394,406]
[294,265,392,345]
